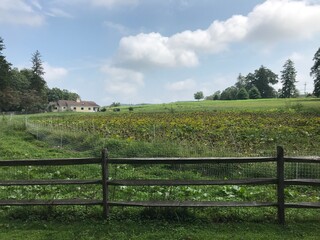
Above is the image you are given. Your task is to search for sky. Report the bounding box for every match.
[1,0,320,106]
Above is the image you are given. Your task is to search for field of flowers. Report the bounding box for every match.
[28,110,320,156]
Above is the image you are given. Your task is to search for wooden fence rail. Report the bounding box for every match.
[0,146,319,224]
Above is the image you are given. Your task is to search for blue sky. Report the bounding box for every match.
[1,0,320,105]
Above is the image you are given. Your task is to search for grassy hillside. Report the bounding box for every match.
[110,98,320,113]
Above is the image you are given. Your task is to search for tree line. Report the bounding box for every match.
[0,37,79,113]
[194,47,320,101]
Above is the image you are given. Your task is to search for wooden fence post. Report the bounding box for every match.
[101,148,109,219]
[277,146,285,225]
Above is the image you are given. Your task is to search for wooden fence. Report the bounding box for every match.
[0,146,319,224]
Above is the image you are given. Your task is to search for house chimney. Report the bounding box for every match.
[76,97,81,102]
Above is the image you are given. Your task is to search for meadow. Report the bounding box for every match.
[0,98,320,239]
[27,98,320,157]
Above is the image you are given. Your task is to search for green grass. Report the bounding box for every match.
[0,120,93,160]
[109,98,320,113]
[1,218,320,240]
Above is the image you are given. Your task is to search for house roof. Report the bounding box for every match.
[56,100,100,107]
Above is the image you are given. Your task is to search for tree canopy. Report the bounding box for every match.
[246,66,278,98]
[311,47,320,97]
[0,37,79,113]
[194,91,204,101]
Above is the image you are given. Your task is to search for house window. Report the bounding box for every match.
[81,107,84,110]
[73,107,76,110]
[88,108,91,110]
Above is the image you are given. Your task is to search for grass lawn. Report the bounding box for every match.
[1,218,320,240]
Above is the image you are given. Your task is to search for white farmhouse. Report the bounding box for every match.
[49,98,100,112]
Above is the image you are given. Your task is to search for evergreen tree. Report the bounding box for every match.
[220,87,238,100]
[280,59,297,98]
[0,37,10,88]
[235,73,247,89]
[31,50,45,76]
[248,86,262,99]
[30,50,46,92]
[237,87,249,100]
[311,47,320,97]
[0,37,11,82]
[30,50,47,111]
[0,37,12,111]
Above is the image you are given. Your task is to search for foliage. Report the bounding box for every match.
[248,86,261,99]
[0,37,13,112]
[219,66,278,101]
[311,47,320,97]
[205,91,220,100]
[0,37,80,113]
[194,91,204,101]
[47,87,80,102]
[220,87,238,100]
[235,73,247,89]
[280,59,297,98]
[236,87,249,100]
[246,65,278,98]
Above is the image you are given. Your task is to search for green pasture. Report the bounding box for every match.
[111,98,320,113]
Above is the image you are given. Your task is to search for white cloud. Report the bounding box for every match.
[247,0,320,42]
[101,65,144,96]
[117,32,199,68]
[43,62,68,82]
[91,0,139,8]
[116,0,320,69]
[166,79,196,91]
[0,0,45,26]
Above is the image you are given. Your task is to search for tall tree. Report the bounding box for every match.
[30,50,46,92]
[29,50,47,111]
[280,59,297,98]
[246,66,278,98]
[311,47,320,97]
[0,37,13,111]
[0,37,11,89]
[31,50,45,76]
[235,73,247,90]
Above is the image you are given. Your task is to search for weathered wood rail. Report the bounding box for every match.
[0,146,319,224]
